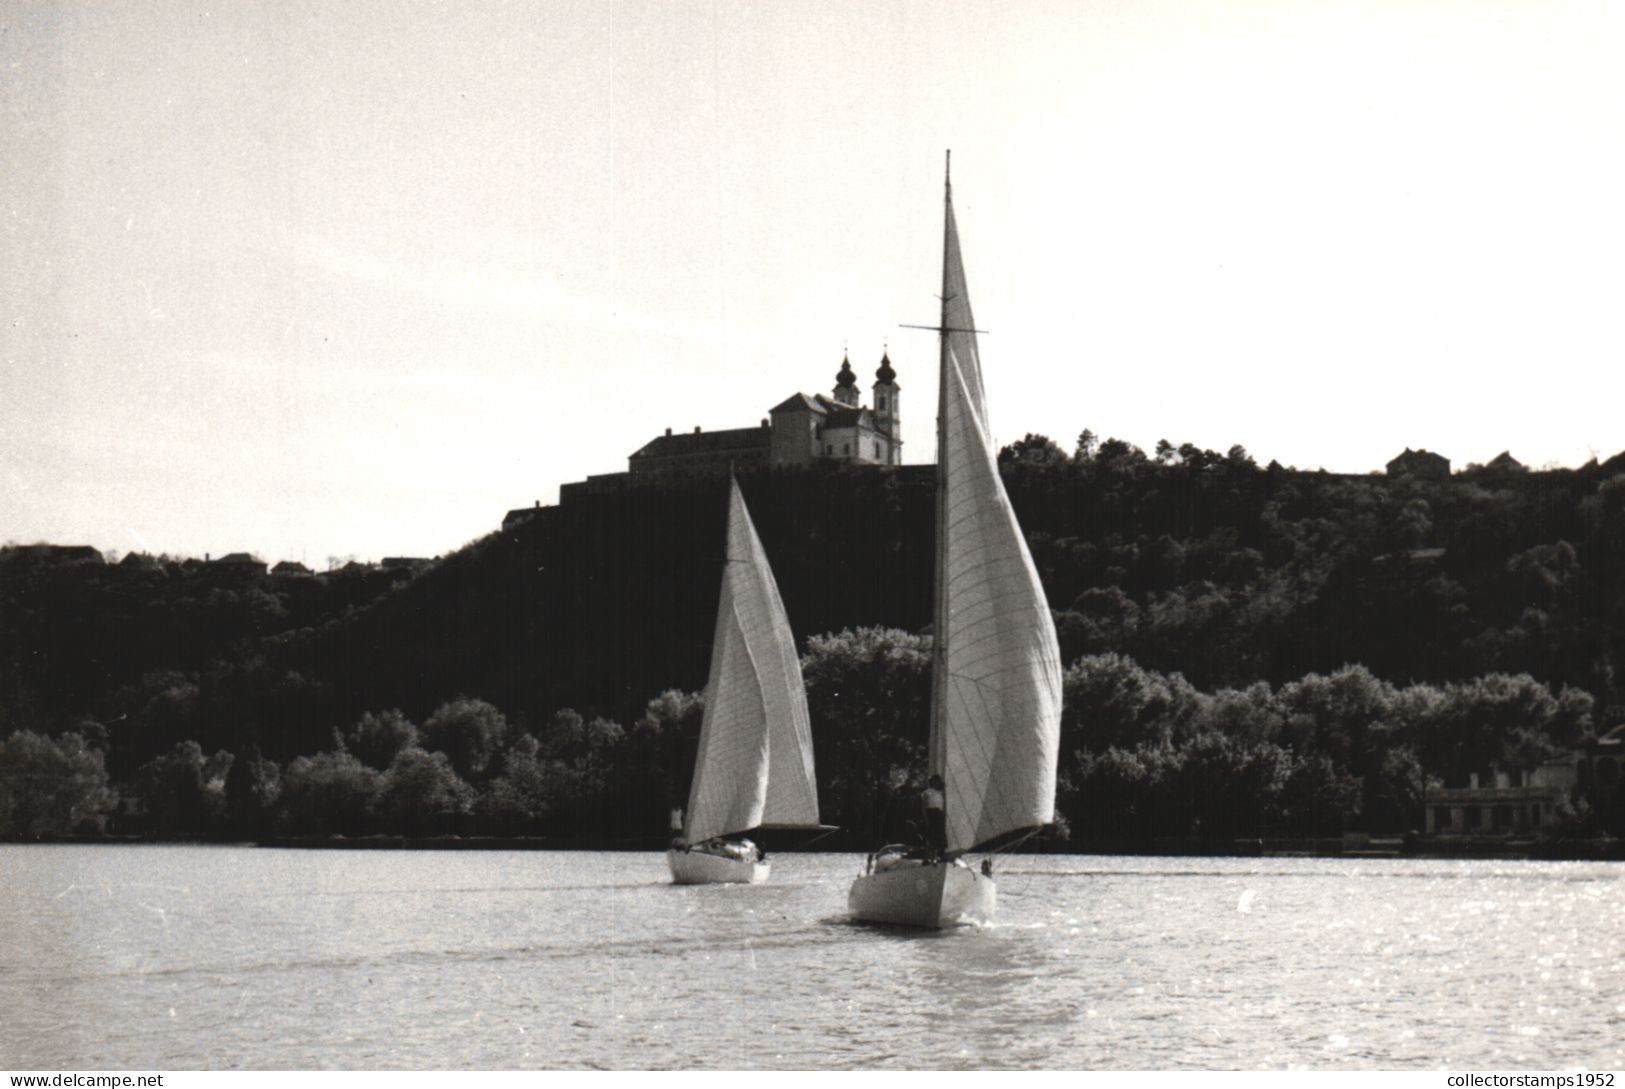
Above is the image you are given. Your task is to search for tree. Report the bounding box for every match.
[375,748,475,835]
[1276,665,1399,774]
[1061,653,1202,755]
[224,743,281,838]
[421,698,509,781]
[1166,730,1292,838]
[279,751,382,836]
[133,740,231,838]
[1412,673,1576,784]
[801,627,932,843]
[339,709,418,770]
[534,708,627,837]
[1275,750,1363,836]
[1061,743,1179,842]
[624,690,706,826]
[999,433,1068,467]
[0,731,117,838]
[480,737,555,835]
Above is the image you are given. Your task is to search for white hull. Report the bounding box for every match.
[848,859,995,928]
[667,848,769,885]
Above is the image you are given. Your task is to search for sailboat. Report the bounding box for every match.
[847,154,1063,928]
[668,475,826,884]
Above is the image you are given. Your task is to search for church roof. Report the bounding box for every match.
[824,406,871,429]
[630,426,771,461]
[769,392,828,415]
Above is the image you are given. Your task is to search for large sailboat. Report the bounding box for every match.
[847,155,1064,927]
[668,476,826,884]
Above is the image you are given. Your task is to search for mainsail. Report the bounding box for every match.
[928,161,1064,856]
[683,478,821,843]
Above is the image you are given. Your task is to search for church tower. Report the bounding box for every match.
[872,348,901,465]
[832,353,860,407]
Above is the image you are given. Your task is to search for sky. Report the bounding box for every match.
[4,0,1623,564]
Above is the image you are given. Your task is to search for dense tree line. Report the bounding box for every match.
[3,630,1618,844]
[4,433,1624,843]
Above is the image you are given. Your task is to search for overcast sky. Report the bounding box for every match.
[4,0,1622,563]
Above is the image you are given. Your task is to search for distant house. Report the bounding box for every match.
[381,557,430,572]
[7,544,105,566]
[1385,448,1451,480]
[272,560,313,577]
[1479,451,1527,474]
[211,552,267,576]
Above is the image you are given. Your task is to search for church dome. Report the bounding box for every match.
[835,354,857,390]
[875,350,896,384]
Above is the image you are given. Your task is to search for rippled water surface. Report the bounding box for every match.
[2,846,1622,1069]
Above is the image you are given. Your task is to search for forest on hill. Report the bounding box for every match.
[3,432,1624,845]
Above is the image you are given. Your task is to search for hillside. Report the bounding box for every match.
[3,437,1624,842]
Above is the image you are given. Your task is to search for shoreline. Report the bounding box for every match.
[6,832,1623,861]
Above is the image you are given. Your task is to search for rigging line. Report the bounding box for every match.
[899,323,989,334]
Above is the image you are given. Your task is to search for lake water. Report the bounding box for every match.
[1,846,1622,1070]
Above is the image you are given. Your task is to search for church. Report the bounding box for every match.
[624,350,903,479]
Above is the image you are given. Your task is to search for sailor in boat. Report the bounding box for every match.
[671,807,763,863]
[923,775,946,857]
[866,774,970,875]
[692,837,761,863]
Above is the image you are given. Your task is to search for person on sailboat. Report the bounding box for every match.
[923,775,946,857]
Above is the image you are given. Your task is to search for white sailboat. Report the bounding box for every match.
[668,476,825,884]
[847,154,1064,927]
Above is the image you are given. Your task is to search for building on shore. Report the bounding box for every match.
[1423,762,1573,835]
[1423,725,1625,836]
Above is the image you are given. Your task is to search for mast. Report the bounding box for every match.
[928,153,1064,857]
[927,150,951,785]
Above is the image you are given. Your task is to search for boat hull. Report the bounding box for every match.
[666,848,769,885]
[848,859,995,928]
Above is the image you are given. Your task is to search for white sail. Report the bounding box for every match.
[683,478,821,843]
[929,175,1064,856]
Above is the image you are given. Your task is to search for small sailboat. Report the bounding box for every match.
[668,476,826,884]
[848,154,1063,927]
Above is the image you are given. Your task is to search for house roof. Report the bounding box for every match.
[630,427,771,461]
[213,552,264,565]
[10,544,104,564]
